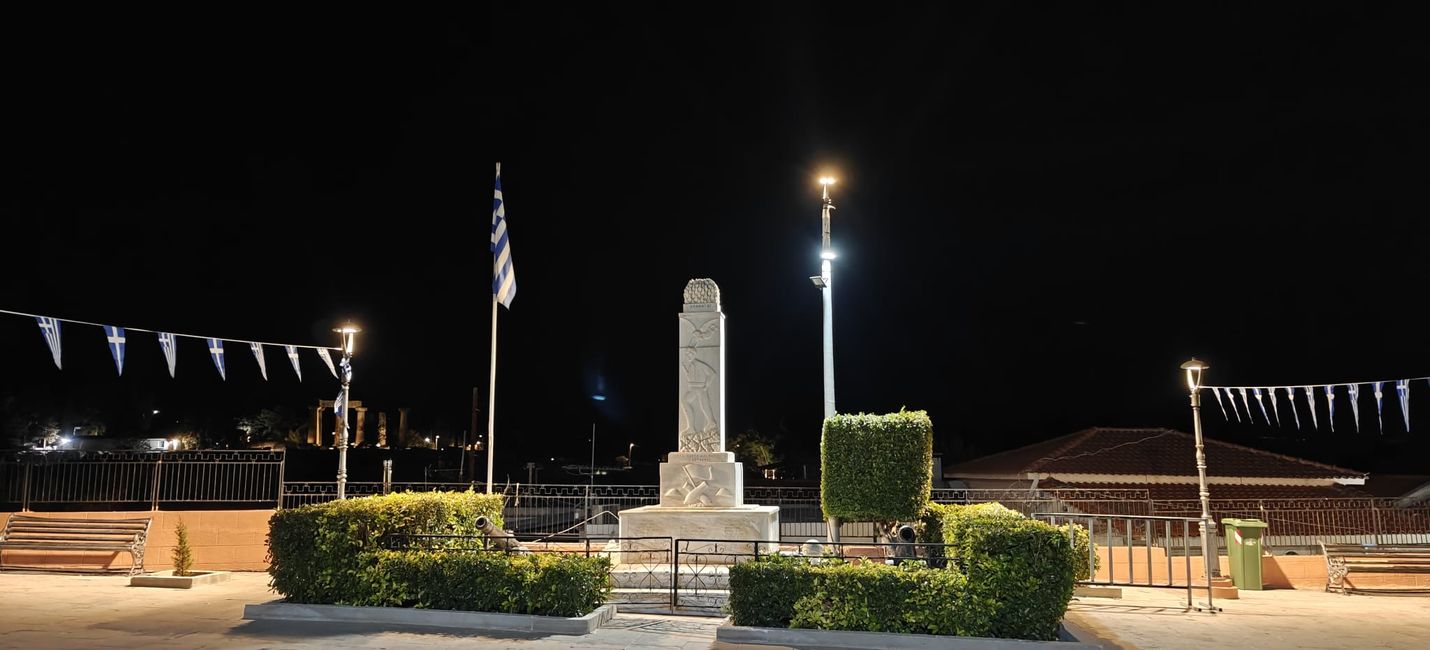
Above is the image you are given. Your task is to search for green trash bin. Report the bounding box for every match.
[1222,518,1269,590]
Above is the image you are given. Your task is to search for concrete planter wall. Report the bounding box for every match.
[130,570,232,589]
[242,602,617,635]
[716,622,1100,649]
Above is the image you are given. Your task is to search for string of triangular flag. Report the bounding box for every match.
[2,307,340,382]
[1203,375,1428,434]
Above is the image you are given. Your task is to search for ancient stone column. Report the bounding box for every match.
[398,408,410,448]
[354,406,367,446]
[378,412,388,447]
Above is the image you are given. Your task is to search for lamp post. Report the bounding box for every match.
[1181,357,1218,605]
[334,323,360,500]
[627,442,635,468]
[811,175,839,542]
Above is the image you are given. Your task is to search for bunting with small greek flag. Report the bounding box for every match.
[1306,386,1319,430]
[250,342,268,381]
[316,348,337,378]
[1346,383,1361,433]
[1237,387,1254,423]
[339,355,352,384]
[1372,382,1384,434]
[334,389,348,424]
[1224,387,1242,421]
[103,325,126,375]
[157,332,179,378]
[1287,387,1301,429]
[1210,386,1229,420]
[1253,388,1271,424]
[492,162,517,309]
[1325,385,1336,432]
[35,316,62,369]
[1398,379,1411,431]
[285,345,302,381]
[208,338,226,380]
[1267,387,1282,427]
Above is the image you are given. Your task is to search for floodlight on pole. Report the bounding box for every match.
[814,173,839,543]
[333,322,361,500]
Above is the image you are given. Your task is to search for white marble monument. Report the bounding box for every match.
[618,279,779,555]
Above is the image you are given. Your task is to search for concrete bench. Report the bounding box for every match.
[0,514,152,576]
[1320,541,1430,594]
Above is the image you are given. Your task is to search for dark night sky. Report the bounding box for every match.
[3,6,1429,479]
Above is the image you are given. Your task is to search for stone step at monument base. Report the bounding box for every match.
[610,564,731,590]
[618,504,780,558]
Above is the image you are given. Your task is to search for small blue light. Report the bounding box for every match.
[592,394,606,401]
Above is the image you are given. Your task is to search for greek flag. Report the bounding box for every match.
[250,342,268,381]
[1286,387,1301,430]
[316,348,337,378]
[35,316,62,369]
[1210,386,1229,420]
[334,390,348,423]
[492,162,517,309]
[1372,381,1384,434]
[1306,386,1319,430]
[157,332,179,378]
[208,338,226,381]
[285,345,302,382]
[1253,388,1271,424]
[103,325,126,376]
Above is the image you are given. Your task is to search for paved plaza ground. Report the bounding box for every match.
[2,571,1429,649]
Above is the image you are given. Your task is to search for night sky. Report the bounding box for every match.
[3,7,1429,481]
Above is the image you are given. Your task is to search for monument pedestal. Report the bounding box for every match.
[619,504,780,557]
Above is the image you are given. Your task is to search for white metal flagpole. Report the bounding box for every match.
[487,293,497,494]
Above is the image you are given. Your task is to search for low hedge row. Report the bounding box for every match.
[921,502,1096,581]
[365,550,611,617]
[268,490,505,605]
[731,503,1084,640]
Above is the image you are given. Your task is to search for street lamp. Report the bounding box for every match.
[334,322,360,500]
[627,442,635,468]
[1181,357,1219,603]
[812,175,840,542]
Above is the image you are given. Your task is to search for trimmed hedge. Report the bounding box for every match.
[821,410,933,522]
[939,505,1076,640]
[268,490,504,604]
[729,559,995,637]
[727,553,819,628]
[920,502,1096,582]
[366,550,611,617]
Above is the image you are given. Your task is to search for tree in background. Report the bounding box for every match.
[731,428,780,470]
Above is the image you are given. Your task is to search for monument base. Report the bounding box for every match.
[618,504,780,560]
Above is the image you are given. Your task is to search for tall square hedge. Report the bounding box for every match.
[821,409,933,522]
[268,490,504,604]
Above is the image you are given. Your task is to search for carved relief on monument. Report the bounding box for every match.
[678,311,722,453]
[661,462,738,508]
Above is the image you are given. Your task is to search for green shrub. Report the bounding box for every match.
[921,502,1096,581]
[367,550,610,617]
[940,507,1076,640]
[727,553,820,627]
[821,410,933,522]
[790,561,988,637]
[268,490,504,604]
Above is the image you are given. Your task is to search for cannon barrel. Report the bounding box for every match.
[475,516,529,554]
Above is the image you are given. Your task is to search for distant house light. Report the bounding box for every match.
[591,394,606,401]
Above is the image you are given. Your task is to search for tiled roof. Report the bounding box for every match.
[947,427,1365,481]
[1037,478,1371,501]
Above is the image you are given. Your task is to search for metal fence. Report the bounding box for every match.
[1,450,285,511]
[4,452,1429,549]
[1035,512,1215,612]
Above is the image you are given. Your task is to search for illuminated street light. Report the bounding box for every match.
[1181,357,1218,606]
[812,173,839,542]
[333,322,361,499]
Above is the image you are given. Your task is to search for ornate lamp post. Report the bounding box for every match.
[1182,357,1217,606]
[334,323,360,500]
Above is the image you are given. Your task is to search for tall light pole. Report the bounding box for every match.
[1182,358,1217,607]
[811,176,837,420]
[334,323,360,500]
[811,175,838,543]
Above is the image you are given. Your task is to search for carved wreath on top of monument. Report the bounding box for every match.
[683,278,720,306]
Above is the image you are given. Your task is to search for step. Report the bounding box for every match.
[1193,584,1239,600]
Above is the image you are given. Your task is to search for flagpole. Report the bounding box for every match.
[486,293,498,494]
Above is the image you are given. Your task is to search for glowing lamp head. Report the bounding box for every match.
[818,176,836,186]
[1180,358,1209,392]
[333,322,362,355]
[820,250,838,260]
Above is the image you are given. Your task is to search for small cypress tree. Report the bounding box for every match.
[172,519,194,577]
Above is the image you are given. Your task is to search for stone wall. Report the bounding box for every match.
[1,510,273,572]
